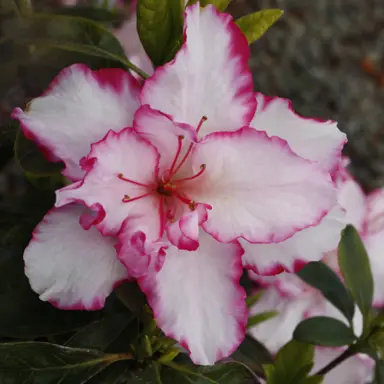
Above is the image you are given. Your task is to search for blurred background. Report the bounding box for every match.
[1,0,384,195]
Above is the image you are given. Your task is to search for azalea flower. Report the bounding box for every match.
[248,165,374,382]
[13,3,342,365]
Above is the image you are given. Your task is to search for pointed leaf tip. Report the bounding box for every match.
[236,9,284,44]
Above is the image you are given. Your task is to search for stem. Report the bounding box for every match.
[314,346,356,376]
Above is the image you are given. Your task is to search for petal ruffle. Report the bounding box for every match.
[241,206,346,275]
[140,3,255,137]
[251,93,346,174]
[12,64,140,180]
[139,232,247,365]
[187,128,337,244]
[56,128,161,236]
[24,205,129,310]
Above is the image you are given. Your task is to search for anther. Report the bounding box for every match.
[122,195,131,202]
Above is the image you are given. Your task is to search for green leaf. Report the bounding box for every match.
[296,261,355,323]
[245,291,263,308]
[162,361,255,383]
[65,312,135,351]
[231,335,273,376]
[247,310,278,328]
[15,129,64,176]
[265,340,314,384]
[2,13,148,78]
[294,316,357,346]
[235,9,283,44]
[187,0,231,11]
[374,360,384,384]
[338,225,374,321]
[0,342,132,384]
[0,288,100,339]
[137,0,184,67]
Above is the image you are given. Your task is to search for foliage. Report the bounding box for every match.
[0,0,382,383]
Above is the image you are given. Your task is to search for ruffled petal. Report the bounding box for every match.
[12,64,141,180]
[241,206,346,275]
[187,128,337,243]
[56,128,161,236]
[140,3,255,137]
[24,205,129,310]
[251,93,346,173]
[133,105,197,175]
[139,232,247,365]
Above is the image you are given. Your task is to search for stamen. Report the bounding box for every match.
[196,115,207,133]
[173,164,206,184]
[171,116,207,177]
[118,173,151,188]
[167,135,185,178]
[122,192,152,203]
[173,191,194,206]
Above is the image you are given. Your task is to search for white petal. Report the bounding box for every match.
[12,64,140,180]
[140,4,255,137]
[24,205,129,310]
[248,287,313,354]
[56,128,161,237]
[241,206,346,275]
[251,93,346,173]
[187,128,336,243]
[312,348,373,384]
[139,232,247,365]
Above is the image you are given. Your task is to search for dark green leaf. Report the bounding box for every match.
[338,225,374,320]
[235,9,283,44]
[65,312,135,350]
[0,289,100,338]
[53,6,123,24]
[15,129,64,176]
[137,0,184,67]
[247,310,278,328]
[231,335,273,376]
[265,340,314,384]
[374,360,384,384]
[2,13,148,78]
[297,261,355,323]
[162,361,255,383]
[0,342,132,384]
[294,316,357,346]
[187,0,231,11]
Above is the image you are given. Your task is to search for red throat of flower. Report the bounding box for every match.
[117,116,208,222]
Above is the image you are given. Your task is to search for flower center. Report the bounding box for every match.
[117,116,208,217]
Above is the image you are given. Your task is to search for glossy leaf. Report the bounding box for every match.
[0,342,132,384]
[338,225,374,320]
[265,340,314,384]
[297,261,355,323]
[162,361,254,383]
[2,13,148,78]
[236,9,283,44]
[294,316,357,346]
[65,312,135,351]
[15,129,64,176]
[137,0,184,67]
[231,335,273,376]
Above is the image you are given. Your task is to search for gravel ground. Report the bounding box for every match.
[230,0,384,191]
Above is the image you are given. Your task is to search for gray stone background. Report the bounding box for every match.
[230,0,384,191]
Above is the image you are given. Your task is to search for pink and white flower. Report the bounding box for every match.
[240,94,348,275]
[248,165,374,382]
[12,3,343,365]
